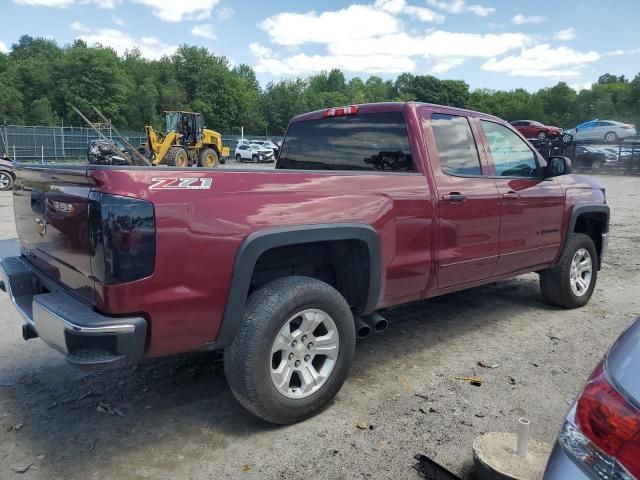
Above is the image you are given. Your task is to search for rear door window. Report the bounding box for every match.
[430,113,482,176]
[278,111,413,171]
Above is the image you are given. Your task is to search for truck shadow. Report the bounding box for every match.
[3,274,556,478]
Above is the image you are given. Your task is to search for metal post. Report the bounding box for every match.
[41,145,44,164]
[13,145,16,161]
[61,118,65,158]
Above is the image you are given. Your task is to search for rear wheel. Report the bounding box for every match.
[605,131,618,143]
[224,276,356,424]
[198,147,219,168]
[165,146,189,167]
[0,171,13,191]
[540,233,597,308]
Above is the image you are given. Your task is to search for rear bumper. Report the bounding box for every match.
[0,256,147,369]
[543,441,588,480]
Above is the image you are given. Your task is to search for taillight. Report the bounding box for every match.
[573,363,640,478]
[88,192,156,284]
[324,105,359,117]
[621,125,633,130]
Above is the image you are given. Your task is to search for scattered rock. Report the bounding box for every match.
[97,403,125,417]
[414,393,430,401]
[241,464,250,473]
[357,420,369,430]
[12,463,33,474]
[508,377,516,385]
[470,380,482,387]
[8,423,24,432]
[475,413,486,418]
[455,375,483,385]
[477,361,500,369]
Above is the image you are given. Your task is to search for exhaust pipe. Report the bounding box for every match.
[362,313,388,333]
[354,316,372,339]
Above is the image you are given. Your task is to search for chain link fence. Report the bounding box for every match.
[0,124,274,162]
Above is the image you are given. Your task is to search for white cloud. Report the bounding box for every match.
[0,41,8,54]
[326,31,531,58]
[376,0,445,22]
[132,0,219,22]
[512,14,545,24]
[218,6,234,20]
[569,81,593,92]
[191,24,216,40]
[427,0,495,16]
[70,20,89,32]
[432,58,464,73]
[112,14,126,27]
[259,5,402,46]
[74,23,177,59]
[14,0,119,7]
[251,30,531,75]
[554,27,576,41]
[482,44,600,77]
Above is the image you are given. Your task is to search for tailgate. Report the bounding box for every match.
[13,165,96,304]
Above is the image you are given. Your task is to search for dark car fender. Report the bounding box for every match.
[557,204,610,269]
[211,223,382,349]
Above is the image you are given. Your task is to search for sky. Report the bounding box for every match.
[2,0,640,91]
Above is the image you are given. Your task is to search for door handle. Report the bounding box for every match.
[441,192,466,202]
[502,191,520,200]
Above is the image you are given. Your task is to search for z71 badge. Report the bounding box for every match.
[150,178,213,190]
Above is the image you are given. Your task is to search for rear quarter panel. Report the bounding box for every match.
[89,167,433,357]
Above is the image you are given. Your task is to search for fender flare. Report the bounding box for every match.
[559,204,610,267]
[213,223,381,349]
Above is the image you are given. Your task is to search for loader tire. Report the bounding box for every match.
[198,148,219,168]
[165,146,189,167]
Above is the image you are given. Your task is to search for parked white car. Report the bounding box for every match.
[563,119,636,143]
[234,143,275,163]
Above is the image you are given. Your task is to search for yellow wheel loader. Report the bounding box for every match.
[141,111,229,167]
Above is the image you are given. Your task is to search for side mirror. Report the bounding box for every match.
[545,156,572,177]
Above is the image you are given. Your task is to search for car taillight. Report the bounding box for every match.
[88,192,156,285]
[324,105,359,117]
[622,125,633,130]
[573,363,640,478]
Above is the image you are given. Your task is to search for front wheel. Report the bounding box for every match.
[0,171,13,191]
[252,154,258,163]
[540,233,598,308]
[198,147,219,168]
[537,131,547,140]
[224,276,356,424]
[562,134,573,143]
[236,154,242,162]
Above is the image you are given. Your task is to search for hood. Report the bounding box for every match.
[564,128,576,134]
[555,173,605,191]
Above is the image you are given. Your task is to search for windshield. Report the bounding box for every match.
[278,111,413,171]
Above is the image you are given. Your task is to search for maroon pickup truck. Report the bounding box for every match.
[1,102,609,424]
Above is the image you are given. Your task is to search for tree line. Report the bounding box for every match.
[1,35,639,136]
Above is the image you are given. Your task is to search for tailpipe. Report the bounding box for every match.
[354,316,372,339]
[362,313,388,333]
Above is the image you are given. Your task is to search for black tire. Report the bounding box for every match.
[540,233,598,309]
[604,131,618,143]
[537,130,547,140]
[252,154,258,163]
[0,170,13,191]
[236,154,242,163]
[562,134,573,143]
[164,146,189,167]
[224,276,356,424]
[198,147,219,168]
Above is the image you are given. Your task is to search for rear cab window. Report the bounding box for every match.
[277,111,414,172]
[430,113,483,176]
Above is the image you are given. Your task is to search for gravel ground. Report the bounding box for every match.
[0,174,638,480]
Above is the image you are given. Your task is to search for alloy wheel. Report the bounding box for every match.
[270,308,340,399]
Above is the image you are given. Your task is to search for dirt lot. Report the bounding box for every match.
[0,174,638,480]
